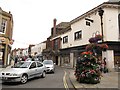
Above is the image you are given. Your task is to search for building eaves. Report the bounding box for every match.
[70,2,120,24]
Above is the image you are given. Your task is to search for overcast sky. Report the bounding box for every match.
[0,0,108,49]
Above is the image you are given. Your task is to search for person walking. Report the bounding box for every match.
[14,56,18,65]
[103,57,108,73]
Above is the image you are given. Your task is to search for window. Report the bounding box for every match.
[37,62,43,67]
[0,18,7,34]
[86,21,90,26]
[63,36,68,44]
[54,39,58,50]
[74,30,82,40]
[30,62,36,69]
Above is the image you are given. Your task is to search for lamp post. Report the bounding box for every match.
[98,8,104,42]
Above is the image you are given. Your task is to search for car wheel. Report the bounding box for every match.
[21,74,28,84]
[41,71,46,78]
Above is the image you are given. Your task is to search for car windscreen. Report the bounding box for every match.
[13,62,31,68]
[43,60,53,65]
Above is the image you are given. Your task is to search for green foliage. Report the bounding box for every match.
[75,51,101,84]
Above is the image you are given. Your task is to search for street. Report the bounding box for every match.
[1,66,75,90]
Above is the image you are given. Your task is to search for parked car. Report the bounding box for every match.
[0,60,47,84]
[43,60,55,73]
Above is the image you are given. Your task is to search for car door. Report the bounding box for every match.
[36,62,44,76]
[28,62,37,78]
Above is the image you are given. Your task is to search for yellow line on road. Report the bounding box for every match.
[63,71,69,90]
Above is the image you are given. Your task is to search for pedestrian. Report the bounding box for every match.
[103,57,108,73]
[14,56,18,65]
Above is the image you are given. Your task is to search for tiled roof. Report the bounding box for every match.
[56,22,70,29]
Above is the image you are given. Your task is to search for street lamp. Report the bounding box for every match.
[98,8,104,42]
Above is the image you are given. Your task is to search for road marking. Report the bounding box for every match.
[63,71,69,90]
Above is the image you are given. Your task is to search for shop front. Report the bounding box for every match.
[0,39,12,67]
[0,44,5,67]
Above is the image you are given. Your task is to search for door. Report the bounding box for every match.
[36,62,44,76]
[29,62,37,78]
[55,56,58,65]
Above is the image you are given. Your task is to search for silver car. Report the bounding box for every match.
[43,60,55,73]
[0,61,47,84]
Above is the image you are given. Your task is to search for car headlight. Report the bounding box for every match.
[9,73,18,76]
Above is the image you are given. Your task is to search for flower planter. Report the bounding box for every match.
[89,37,97,43]
[95,34,103,41]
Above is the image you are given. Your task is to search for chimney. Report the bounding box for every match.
[53,18,57,36]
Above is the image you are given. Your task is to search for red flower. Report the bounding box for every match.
[88,51,93,55]
[100,44,108,49]
[81,51,93,55]
[89,70,96,74]
[81,52,88,55]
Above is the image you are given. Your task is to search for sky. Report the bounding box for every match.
[0,0,108,50]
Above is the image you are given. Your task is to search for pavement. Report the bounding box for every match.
[68,68,119,89]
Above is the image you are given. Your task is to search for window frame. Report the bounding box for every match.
[74,30,82,40]
[37,62,43,67]
[0,18,7,34]
[63,36,68,44]
[29,62,37,69]
[86,21,90,26]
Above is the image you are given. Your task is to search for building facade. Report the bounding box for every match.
[22,48,28,57]
[43,19,71,65]
[0,7,13,66]
[63,2,120,70]
[31,42,46,57]
[44,1,120,71]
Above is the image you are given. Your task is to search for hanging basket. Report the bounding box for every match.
[89,37,97,43]
[95,34,103,41]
